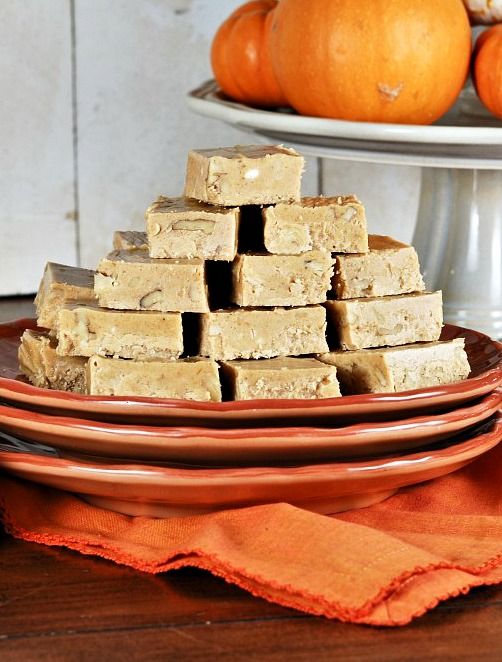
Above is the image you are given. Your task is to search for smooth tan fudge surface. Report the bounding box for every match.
[113,230,148,251]
[35,262,96,329]
[222,357,341,400]
[319,339,470,394]
[232,252,334,307]
[325,291,443,350]
[333,235,425,299]
[199,306,328,360]
[145,195,239,261]
[18,329,87,393]
[94,249,209,313]
[57,302,183,360]
[184,145,304,206]
[263,195,369,255]
[87,355,222,401]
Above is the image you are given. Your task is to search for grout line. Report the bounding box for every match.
[70,0,81,266]
[317,157,323,195]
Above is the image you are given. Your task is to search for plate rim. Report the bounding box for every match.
[0,388,500,442]
[0,415,500,482]
[1,416,499,515]
[187,79,502,147]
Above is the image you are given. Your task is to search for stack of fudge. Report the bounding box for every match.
[19,144,470,402]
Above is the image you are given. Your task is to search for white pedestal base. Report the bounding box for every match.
[413,168,502,339]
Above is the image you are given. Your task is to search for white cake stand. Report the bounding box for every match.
[187,81,502,339]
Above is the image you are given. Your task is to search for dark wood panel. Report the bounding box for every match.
[2,594,502,662]
[0,537,298,637]
[2,536,502,660]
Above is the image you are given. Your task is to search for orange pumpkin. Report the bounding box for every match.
[473,25,502,119]
[211,1,287,107]
[269,0,472,124]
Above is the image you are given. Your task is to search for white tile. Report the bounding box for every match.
[75,0,318,268]
[0,0,76,295]
[322,160,421,244]
[301,157,320,197]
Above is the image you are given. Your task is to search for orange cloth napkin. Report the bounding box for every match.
[2,441,502,627]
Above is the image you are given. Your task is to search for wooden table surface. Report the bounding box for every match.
[1,296,502,661]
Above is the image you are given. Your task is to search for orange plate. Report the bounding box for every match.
[0,390,500,465]
[0,415,500,517]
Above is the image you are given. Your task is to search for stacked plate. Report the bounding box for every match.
[0,318,501,517]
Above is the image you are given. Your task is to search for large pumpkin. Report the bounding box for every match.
[211,1,287,107]
[473,25,502,119]
[269,0,472,124]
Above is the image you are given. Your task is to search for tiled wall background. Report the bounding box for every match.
[0,0,420,296]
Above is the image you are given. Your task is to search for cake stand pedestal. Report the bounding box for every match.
[188,82,502,339]
[414,168,501,337]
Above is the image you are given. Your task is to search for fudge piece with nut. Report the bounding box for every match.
[113,230,148,251]
[325,291,443,350]
[56,302,183,360]
[184,145,303,206]
[232,252,334,307]
[263,195,368,255]
[145,196,239,260]
[332,235,425,299]
[87,355,221,401]
[18,329,87,393]
[199,305,328,360]
[221,357,341,400]
[94,249,209,313]
[319,339,470,394]
[35,262,96,330]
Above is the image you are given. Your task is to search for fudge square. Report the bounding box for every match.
[232,252,334,307]
[87,355,222,401]
[263,195,368,255]
[57,302,183,360]
[145,195,239,261]
[319,339,470,394]
[221,357,341,400]
[35,262,96,330]
[94,249,209,313]
[113,230,147,251]
[332,235,425,299]
[18,329,87,393]
[184,145,304,206]
[199,306,328,360]
[325,291,443,350]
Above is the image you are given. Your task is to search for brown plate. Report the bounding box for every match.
[0,415,500,517]
[0,319,501,426]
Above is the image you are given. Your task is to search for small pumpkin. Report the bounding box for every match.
[210,1,287,107]
[463,0,502,24]
[473,25,502,119]
[269,0,472,124]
